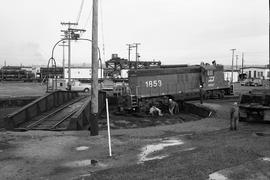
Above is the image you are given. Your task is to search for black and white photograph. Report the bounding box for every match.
[0,0,269,179]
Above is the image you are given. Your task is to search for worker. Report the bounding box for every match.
[149,105,163,116]
[169,99,179,115]
[230,102,239,130]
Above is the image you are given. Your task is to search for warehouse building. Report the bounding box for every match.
[64,66,104,80]
[240,66,269,80]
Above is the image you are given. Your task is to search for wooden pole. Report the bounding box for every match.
[90,0,99,136]
[231,49,236,83]
[68,24,71,90]
[241,52,244,76]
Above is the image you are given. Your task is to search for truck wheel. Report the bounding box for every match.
[84,88,90,92]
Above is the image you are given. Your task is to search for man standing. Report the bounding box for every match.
[230,102,239,130]
[169,99,179,115]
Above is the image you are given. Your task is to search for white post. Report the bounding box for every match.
[106,98,112,157]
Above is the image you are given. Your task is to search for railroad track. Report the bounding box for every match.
[16,96,88,131]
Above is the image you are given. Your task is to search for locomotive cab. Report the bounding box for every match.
[200,63,231,99]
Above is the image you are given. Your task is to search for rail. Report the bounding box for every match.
[20,96,86,131]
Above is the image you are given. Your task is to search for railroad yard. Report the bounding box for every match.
[1,0,268,179]
[0,82,269,180]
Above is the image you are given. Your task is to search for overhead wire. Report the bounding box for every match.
[100,0,106,62]
[76,0,85,24]
[81,1,93,37]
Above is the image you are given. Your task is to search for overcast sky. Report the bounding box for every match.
[0,0,268,66]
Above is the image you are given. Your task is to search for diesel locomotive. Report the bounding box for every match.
[118,63,232,112]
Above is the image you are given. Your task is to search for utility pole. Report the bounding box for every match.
[90,0,99,136]
[133,43,140,69]
[126,44,133,62]
[241,52,244,76]
[230,49,236,83]
[60,22,78,90]
[236,55,238,71]
[269,3,270,86]
[59,41,68,78]
[4,60,6,79]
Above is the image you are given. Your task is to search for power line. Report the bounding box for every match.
[82,4,93,34]
[100,0,106,61]
[76,0,85,24]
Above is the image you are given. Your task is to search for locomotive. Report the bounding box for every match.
[118,63,232,112]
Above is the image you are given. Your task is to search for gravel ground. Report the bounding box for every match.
[0,100,269,180]
[0,82,46,97]
[0,107,19,129]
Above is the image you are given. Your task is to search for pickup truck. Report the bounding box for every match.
[69,80,91,92]
[240,79,263,86]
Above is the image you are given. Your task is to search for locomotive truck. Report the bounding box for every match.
[118,63,232,112]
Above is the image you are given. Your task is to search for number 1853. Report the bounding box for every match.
[145,80,162,87]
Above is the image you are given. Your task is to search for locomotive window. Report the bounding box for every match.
[207,70,214,76]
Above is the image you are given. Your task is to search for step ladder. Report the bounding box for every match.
[130,95,138,108]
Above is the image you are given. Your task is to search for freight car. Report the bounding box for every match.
[0,68,35,81]
[119,63,232,112]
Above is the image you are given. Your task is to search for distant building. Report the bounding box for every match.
[64,66,103,80]
[240,66,269,80]
[224,69,239,82]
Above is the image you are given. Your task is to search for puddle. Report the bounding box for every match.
[63,159,107,168]
[261,157,270,162]
[76,146,89,151]
[208,172,228,180]
[74,173,91,180]
[180,147,196,152]
[138,139,184,163]
[255,132,270,136]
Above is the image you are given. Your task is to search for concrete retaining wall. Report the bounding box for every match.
[183,102,212,118]
[0,97,38,108]
[68,91,106,130]
[4,91,79,130]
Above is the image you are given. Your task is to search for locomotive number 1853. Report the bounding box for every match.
[145,80,162,88]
